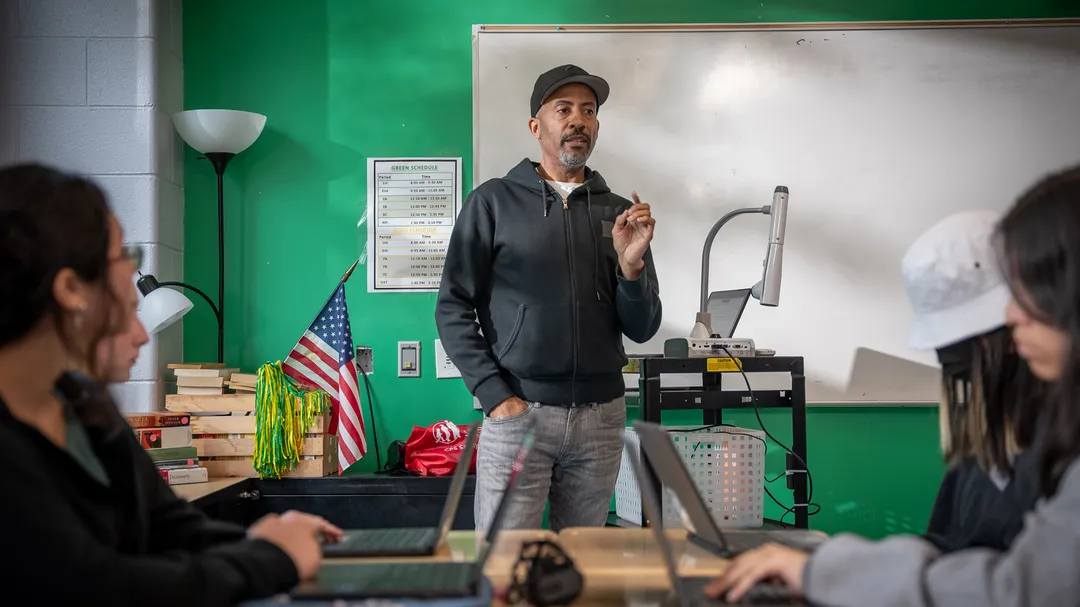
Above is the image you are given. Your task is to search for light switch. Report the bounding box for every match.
[398,341,420,377]
[434,339,461,379]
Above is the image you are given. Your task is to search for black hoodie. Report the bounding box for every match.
[0,372,299,606]
[436,158,663,414]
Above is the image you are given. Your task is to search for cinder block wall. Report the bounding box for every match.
[1,0,185,412]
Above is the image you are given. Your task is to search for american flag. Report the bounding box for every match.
[282,283,366,472]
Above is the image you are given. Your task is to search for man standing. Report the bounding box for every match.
[436,65,662,531]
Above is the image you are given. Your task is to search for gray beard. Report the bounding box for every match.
[558,148,589,171]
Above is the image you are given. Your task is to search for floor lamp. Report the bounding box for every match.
[172,109,266,362]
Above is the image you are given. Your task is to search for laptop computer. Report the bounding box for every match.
[705,288,752,338]
[291,417,537,601]
[622,432,808,606]
[322,420,480,558]
[632,420,825,558]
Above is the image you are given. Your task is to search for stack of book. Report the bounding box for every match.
[124,412,209,486]
[226,372,257,393]
[171,363,237,395]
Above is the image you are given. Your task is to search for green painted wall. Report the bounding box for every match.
[182,0,1076,538]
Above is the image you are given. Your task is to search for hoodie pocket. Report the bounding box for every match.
[496,304,574,379]
[576,302,627,377]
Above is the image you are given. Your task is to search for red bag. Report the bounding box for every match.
[404,420,479,476]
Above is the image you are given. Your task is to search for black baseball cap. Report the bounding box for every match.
[530,64,610,117]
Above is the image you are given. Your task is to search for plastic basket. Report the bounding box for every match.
[616,425,766,528]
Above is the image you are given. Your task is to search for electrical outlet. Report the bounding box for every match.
[355,346,373,374]
[434,339,461,379]
[398,341,420,378]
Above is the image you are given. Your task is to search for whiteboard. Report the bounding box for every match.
[473,21,1080,403]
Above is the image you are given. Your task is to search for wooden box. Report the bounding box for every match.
[165,394,338,479]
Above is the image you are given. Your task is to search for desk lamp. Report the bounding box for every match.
[137,273,219,342]
[667,186,789,358]
[171,109,266,362]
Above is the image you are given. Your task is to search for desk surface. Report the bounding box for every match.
[181,478,813,604]
[321,529,555,591]
[557,527,728,596]
[172,477,248,501]
[309,528,730,606]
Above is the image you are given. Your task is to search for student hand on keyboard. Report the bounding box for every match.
[248,510,344,580]
[704,543,809,602]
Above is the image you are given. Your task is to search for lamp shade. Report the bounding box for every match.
[138,287,194,336]
[172,109,267,155]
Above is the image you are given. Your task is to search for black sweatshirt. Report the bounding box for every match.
[923,449,1042,553]
[0,372,298,606]
[436,158,663,413]
[923,415,1048,553]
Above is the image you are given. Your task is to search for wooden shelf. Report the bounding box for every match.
[165,393,337,479]
[191,415,325,435]
[201,445,338,479]
[193,436,327,458]
[165,393,255,412]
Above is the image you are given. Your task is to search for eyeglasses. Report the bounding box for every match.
[111,245,143,271]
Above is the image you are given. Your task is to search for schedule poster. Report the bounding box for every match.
[365,158,462,293]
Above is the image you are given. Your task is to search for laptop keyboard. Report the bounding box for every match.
[725,534,788,554]
[680,576,805,605]
[341,527,438,549]
[328,562,477,597]
[716,532,822,556]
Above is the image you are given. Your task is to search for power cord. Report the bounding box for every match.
[357,365,382,472]
[709,345,819,527]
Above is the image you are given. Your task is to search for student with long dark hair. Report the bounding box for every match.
[0,164,341,605]
[900,211,1046,554]
[707,166,1080,605]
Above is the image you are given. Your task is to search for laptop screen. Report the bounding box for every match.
[706,288,752,338]
[475,417,537,567]
[632,421,729,552]
[436,421,481,542]
[621,432,691,607]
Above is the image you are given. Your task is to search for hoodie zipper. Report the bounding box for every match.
[543,179,580,406]
[540,177,604,405]
[565,192,578,406]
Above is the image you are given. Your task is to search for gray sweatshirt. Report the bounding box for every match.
[805,457,1080,606]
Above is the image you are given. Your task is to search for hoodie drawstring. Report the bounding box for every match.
[586,187,600,301]
[540,179,552,217]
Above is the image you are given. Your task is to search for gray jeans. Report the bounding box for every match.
[474,397,626,533]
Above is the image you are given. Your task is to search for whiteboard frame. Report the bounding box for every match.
[472,17,1080,182]
[471,18,1080,404]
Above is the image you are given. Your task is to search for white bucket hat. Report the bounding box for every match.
[901,210,1012,350]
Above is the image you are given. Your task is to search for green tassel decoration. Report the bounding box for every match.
[252,361,331,479]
